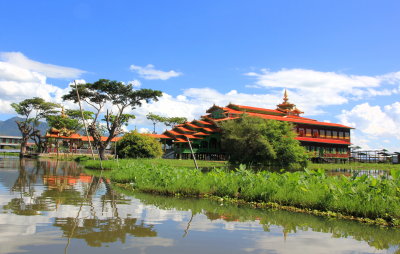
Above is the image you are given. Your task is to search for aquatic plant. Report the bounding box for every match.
[85,159,400,224]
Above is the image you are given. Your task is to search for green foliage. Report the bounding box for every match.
[220,115,308,168]
[163,116,187,127]
[85,160,400,222]
[116,131,163,159]
[11,97,60,154]
[83,158,227,170]
[46,115,82,132]
[310,162,400,171]
[62,79,162,159]
[146,112,187,133]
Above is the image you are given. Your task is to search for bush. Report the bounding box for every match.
[116,131,163,158]
[220,115,308,169]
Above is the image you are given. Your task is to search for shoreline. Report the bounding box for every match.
[84,159,400,227]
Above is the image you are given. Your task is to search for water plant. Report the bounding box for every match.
[84,159,400,224]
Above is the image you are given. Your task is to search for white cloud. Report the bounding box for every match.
[245,68,400,115]
[338,102,400,151]
[128,88,280,133]
[0,52,85,114]
[0,52,85,78]
[128,79,141,88]
[130,64,182,80]
[138,127,151,133]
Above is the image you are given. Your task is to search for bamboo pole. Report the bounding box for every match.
[186,137,199,170]
[74,80,96,160]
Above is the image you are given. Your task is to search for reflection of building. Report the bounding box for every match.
[44,128,121,154]
[0,135,22,152]
[158,91,353,162]
[43,174,93,191]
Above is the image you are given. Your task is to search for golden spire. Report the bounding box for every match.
[61,106,67,118]
[283,89,289,103]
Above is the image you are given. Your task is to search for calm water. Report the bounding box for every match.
[0,158,399,254]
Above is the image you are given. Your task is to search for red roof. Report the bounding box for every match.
[296,137,351,145]
[195,120,213,125]
[183,134,201,139]
[176,126,196,133]
[185,123,204,129]
[193,132,210,136]
[202,127,218,132]
[81,136,121,142]
[229,104,283,114]
[245,112,353,129]
[174,138,188,143]
[142,134,171,139]
[165,130,183,136]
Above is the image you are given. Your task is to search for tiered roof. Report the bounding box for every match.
[160,90,353,144]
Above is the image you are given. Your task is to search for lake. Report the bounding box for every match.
[0,157,399,253]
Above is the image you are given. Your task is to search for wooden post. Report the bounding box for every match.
[74,80,96,160]
[186,137,199,170]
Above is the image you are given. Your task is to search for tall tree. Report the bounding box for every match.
[163,116,187,128]
[220,115,309,169]
[11,97,59,156]
[62,79,162,160]
[146,112,166,134]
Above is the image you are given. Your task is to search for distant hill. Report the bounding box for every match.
[0,117,49,136]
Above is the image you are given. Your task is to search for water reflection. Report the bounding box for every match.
[0,158,399,254]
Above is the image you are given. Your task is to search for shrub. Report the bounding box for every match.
[220,115,308,169]
[116,131,163,158]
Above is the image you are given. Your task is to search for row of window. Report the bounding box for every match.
[297,128,350,140]
[1,138,22,144]
[305,146,349,154]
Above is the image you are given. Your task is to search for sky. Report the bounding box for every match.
[1,0,400,151]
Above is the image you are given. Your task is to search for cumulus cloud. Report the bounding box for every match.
[130,64,182,80]
[128,79,141,88]
[128,88,281,133]
[0,52,85,114]
[338,102,400,150]
[245,68,400,115]
[0,52,85,78]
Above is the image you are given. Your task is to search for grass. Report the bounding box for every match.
[84,158,228,170]
[0,152,19,157]
[84,159,400,225]
[309,162,400,171]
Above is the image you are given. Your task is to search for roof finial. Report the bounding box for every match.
[283,89,289,103]
[61,106,67,118]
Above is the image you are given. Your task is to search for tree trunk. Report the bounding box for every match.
[19,141,27,158]
[98,145,106,160]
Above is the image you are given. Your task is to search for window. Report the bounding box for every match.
[326,130,332,138]
[298,128,305,137]
[332,131,338,139]
[313,130,319,138]
[338,132,344,139]
[320,130,325,138]
[345,132,350,140]
[306,129,312,137]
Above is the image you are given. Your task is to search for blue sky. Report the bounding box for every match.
[1,0,400,150]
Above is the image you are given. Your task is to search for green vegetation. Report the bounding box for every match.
[0,152,19,157]
[11,97,59,155]
[85,159,400,225]
[113,190,400,250]
[84,158,227,170]
[220,115,308,169]
[116,131,163,158]
[146,112,187,133]
[62,79,162,160]
[310,162,400,171]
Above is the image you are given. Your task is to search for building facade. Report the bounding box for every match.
[0,135,23,152]
[159,91,353,162]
